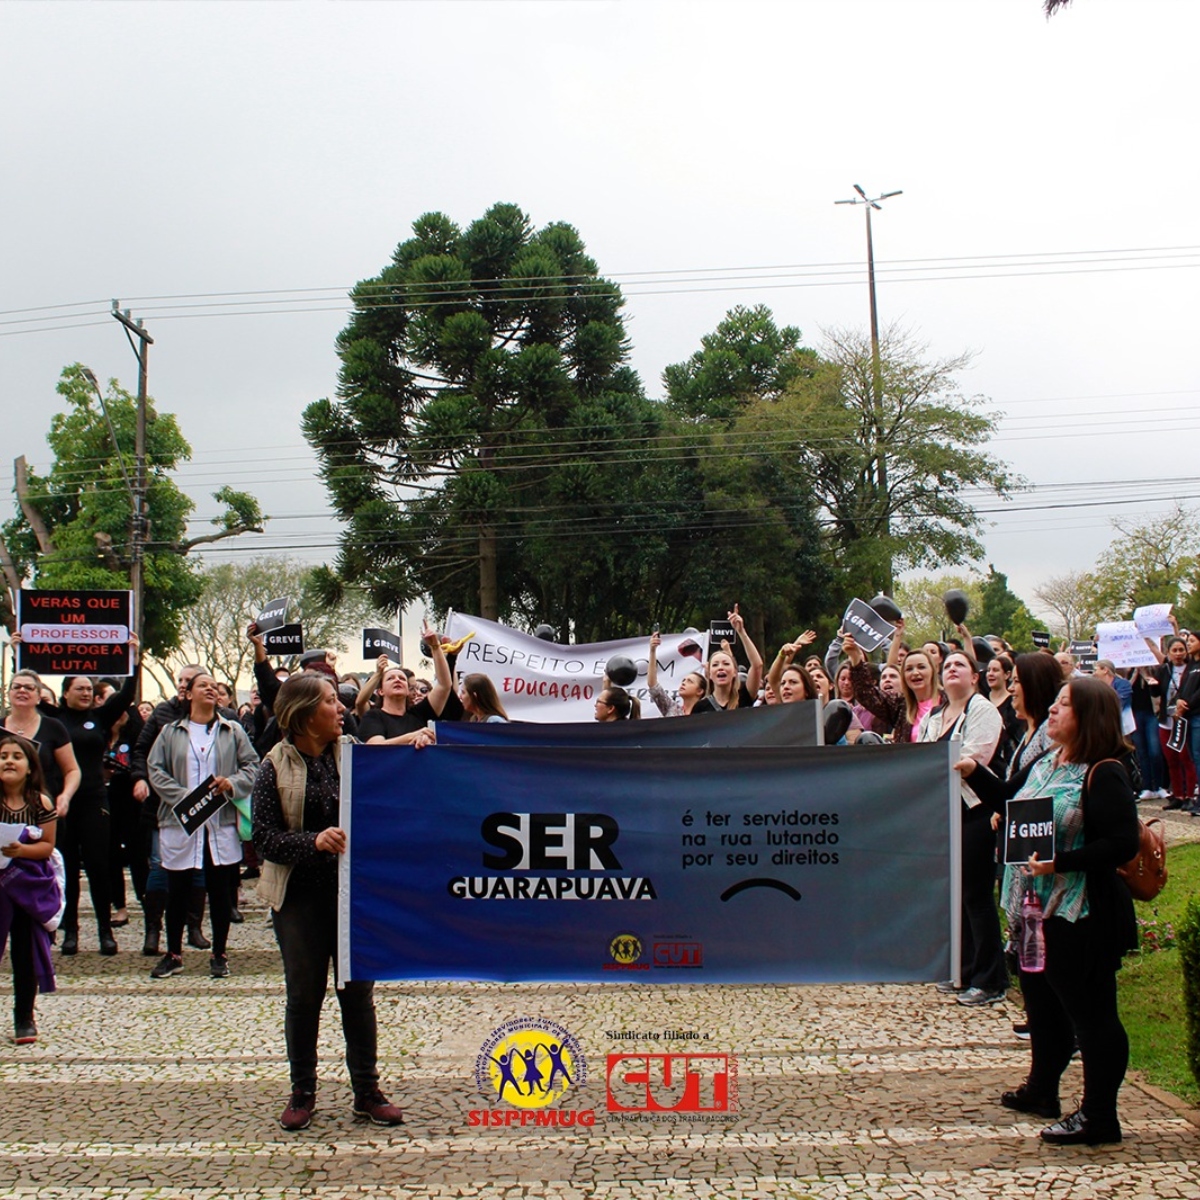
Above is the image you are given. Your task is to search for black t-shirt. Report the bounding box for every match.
[358,699,436,742]
[687,682,755,715]
[8,715,71,800]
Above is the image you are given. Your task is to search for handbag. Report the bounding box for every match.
[1086,759,1168,902]
[1116,816,1168,902]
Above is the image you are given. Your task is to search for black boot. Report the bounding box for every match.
[142,890,166,958]
[187,886,211,950]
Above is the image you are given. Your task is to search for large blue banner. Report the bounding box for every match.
[434,701,822,749]
[341,742,960,985]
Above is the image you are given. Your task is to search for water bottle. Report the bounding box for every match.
[1018,889,1045,973]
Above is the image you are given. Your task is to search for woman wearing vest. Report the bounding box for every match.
[251,673,404,1133]
[919,650,1006,1006]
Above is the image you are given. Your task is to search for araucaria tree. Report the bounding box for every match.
[1,364,265,655]
[304,203,663,634]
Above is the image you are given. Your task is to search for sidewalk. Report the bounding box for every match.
[1,881,1197,1199]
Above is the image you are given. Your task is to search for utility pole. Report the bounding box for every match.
[835,184,902,591]
[109,302,154,660]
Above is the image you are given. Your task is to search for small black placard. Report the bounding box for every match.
[363,628,402,661]
[1004,795,1055,865]
[255,596,290,634]
[264,623,304,656]
[1032,631,1051,649]
[172,775,228,836]
[840,598,896,654]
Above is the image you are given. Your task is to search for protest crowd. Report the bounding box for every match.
[0,587,1177,1147]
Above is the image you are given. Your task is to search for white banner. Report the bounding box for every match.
[444,613,709,722]
[1095,621,1158,669]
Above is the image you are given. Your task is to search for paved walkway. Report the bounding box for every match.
[1,809,1196,1199]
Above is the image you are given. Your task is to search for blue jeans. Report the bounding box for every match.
[272,884,379,1096]
[1132,708,1164,793]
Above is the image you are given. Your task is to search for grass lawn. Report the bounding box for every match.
[1119,839,1198,1106]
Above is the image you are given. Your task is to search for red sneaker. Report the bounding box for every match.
[353,1089,404,1125]
[279,1090,316,1131]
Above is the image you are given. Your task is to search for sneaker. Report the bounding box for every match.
[1000,1082,1060,1119]
[1164,797,1185,811]
[934,979,965,994]
[353,1089,405,1126]
[956,986,1006,1007]
[12,1020,37,1045]
[150,953,183,979]
[1040,1108,1121,1145]
[60,931,78,956]
[1157,787,1172,800]
[280,1090,316,1132]
[1012,1022,1031,1040]
[1138,789,1155,801]
[210,954,230,979]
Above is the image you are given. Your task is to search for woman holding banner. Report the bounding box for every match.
[252,673,405,1132]
[962,678,1139,1145]
[146,672,258,980]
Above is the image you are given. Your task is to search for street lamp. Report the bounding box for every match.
[834,184,902,387]
[835,185,902,591]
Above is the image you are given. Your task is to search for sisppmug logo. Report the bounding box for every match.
[470,1017,592,1128]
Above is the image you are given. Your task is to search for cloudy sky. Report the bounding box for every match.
[3,0,1198,645]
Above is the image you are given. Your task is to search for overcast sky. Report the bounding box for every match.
[3,0,1198,649]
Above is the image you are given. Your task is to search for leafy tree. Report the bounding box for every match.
[303,203,657,630]
[974,564,1041,651]
[784,326,1013,595]
[1033,569,1108,642]
[893,573,986,646]
[0,364,265,655]
[663,304,817,424]
[161,557,386,692]
[1088,503,1200,618]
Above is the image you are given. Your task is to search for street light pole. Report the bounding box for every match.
[109,302,154,657]
[835,184,902,591]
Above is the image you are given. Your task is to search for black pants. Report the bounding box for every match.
[960,806,1008,993]
[59,800,112,937]
[9,907,36,1025]
[272,884,378,1096]
[1020,915,1128,1126]
[165,842,238,957]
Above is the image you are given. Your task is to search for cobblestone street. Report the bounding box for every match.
[2,809,1197,1199]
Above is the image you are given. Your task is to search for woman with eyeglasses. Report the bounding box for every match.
[3,671,81,824]
[8,634,142,956]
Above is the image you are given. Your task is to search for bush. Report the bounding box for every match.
[1180,896,1200,1091]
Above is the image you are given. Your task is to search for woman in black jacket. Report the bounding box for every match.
[961,676,1139,1145]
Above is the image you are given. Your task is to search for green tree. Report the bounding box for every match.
[663,304,817,424]
[1088,504,1200,618]
[1,365,264,655]
[893,573,985,646]
[161,557,385,693]
[974,564,1041,651]
[303,203,660,631]
[782,326,1014,595]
